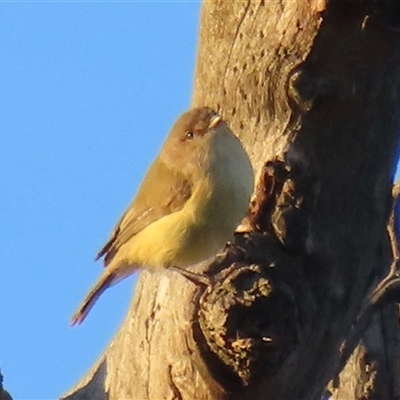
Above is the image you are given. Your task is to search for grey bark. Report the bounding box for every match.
[62,1,400,399]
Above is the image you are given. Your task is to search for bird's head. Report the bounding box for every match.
[160,106,228,179]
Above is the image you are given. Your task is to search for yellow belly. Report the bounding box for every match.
[123,179,250,269]
[121,190,227,268]
[117,129,254,270]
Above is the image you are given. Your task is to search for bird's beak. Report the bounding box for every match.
[208,114,222,129]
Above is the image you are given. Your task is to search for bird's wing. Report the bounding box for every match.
[96,157,192,266]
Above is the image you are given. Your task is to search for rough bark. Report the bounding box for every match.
[63,1,400,399]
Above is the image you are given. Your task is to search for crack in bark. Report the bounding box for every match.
[336,181,400,377]
[167,364,184,400]
[222,0,251,96]
[144,281,159,400]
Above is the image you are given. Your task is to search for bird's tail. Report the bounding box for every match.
[71,271,120,326]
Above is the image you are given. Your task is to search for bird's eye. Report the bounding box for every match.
[185,131,194,139]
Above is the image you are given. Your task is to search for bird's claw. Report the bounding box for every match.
[168,266,211,286]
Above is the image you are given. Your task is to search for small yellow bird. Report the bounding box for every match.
[71,107,254,325]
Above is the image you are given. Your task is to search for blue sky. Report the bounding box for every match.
[0,2,201,398]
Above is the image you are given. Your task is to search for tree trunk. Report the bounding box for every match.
[62,1,400,399]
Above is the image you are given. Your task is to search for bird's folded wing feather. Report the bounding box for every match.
[96,157,192,265]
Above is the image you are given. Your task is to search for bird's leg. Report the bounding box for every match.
[168,266,211,286]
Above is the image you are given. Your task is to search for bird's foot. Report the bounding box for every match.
[168,266,211,286]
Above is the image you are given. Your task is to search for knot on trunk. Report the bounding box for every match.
[196,233,309,388]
